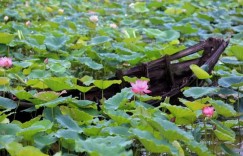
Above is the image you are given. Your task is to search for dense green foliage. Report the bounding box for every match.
[0,0,242,156]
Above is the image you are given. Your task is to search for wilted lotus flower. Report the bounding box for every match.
[0,57,12,68]
[89,15,98,22]
[130,80,151,95]
[110,23,117,29]
[25,21,31,26]
[202,106,214,118]
[4,16,9,21]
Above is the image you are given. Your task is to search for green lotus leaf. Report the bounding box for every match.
[104,88,133,110]
[43,77,76,91]
[0,77,9,85]
[131,128,179,154]
[56,115,83,132]
[34,133,57,149]
[183,87,218,99]
[93,79,121,90]
[101,126,131,137]
[18,145,48,156]
[89,36,112,46]
[228,45,243,61]
[60,106,93,124]
[211,120,235,142]
[161,103,197,124]
[0,97,17,110]
[55,129,80,139]
[209,100,237,117]
[34,91,60,102]
[190,64,212,79]
[78,57,103,70]
[218,76,243,88]
[45,35,69,51]
[0,33,15,44]
[133,2,149,13]
[75,136,132,156]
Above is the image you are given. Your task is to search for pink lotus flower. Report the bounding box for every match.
[110,23,117,29]
[0,57,12,68]
[89,15,98,22]
[25,21,31,26]
[44,58,48,64]
[202,106,214,117]
[130,80,151,94]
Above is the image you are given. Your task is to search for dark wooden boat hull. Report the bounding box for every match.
[84,37,229,104]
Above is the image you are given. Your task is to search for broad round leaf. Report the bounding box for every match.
[0,97,17,109]
[0,77,9,85]
[89,36,112,46]
[183,87,218,99]
[218,76,243,88]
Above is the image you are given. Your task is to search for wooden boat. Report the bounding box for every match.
[84,37,230,104]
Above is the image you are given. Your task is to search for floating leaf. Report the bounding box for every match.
[93,80,121,90]
[190,64,212,79]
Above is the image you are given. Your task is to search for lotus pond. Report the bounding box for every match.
[0,0,243,156]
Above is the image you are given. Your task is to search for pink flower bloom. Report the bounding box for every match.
[44,58,48,64]
[130,80,151,94]
[110,23,117,29]
[25,21,31,26]
[202,106,214,117]
[89,15,98,22]
[0,57,12,68]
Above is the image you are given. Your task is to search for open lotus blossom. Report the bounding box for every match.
[110,23,117,29]
[0,57,12,68]
[130,80,151,94]
[89,15,98,22]
[202,106,214,117]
